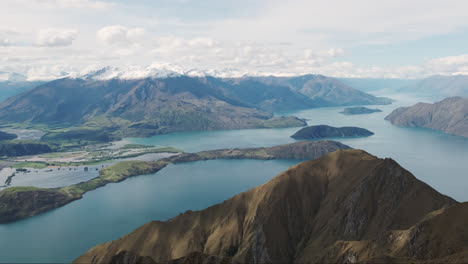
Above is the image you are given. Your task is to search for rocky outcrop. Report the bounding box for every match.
[385,97,468,137]
[291,125,374,139]
[340,106,382,115]
[75,149,456,264]
[314,202,468,263]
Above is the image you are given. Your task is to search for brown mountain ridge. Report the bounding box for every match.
[75,149,465,264]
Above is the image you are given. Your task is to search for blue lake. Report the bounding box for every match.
[1,92,468,263]
[130,93,468,201]
[0,159,297,263]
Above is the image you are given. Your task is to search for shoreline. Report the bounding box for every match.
[0,140,350,223]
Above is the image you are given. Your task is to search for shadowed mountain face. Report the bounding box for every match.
[385,97,468,137]
[0,75,390,137]
[75,149,457,264]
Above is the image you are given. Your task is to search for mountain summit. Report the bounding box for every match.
[75,149,458,264]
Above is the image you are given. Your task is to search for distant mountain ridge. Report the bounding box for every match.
[401,75,468,99]
[75,149,459,264]
[0,72,46,103]
[385,97,468,137]
[0,73,390,138]
[338,77,419,93]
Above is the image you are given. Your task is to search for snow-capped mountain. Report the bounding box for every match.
[71,64,260,80]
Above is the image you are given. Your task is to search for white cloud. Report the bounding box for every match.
[150,37,218,56]
[36,28,78,47]
[187,37,216,47]
[9,0,115,10]
[97,25,145,45]
[3,0,468,79]
[325,48,345,57]
[0,38,11,46]
[54,0,115,9]
[26,65,74,81]
[425,55,468,75]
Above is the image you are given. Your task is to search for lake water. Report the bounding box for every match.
[130,93,468,202]
[0,159,297,263]
[1,92,468,263]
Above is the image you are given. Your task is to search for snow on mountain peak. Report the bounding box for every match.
[71,64,259,80]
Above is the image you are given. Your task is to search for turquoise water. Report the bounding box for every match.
[1,92,467,262]
[129,93,468,201]
[0,159,297,263]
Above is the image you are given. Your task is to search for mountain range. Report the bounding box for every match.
[75,149,467,264]
[340,75,468,100]
[0,71,391,139]
[385,96,468,137]
[400,75,468,99]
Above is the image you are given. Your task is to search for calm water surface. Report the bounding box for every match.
[1,92,467,263]
[130,93,468,201]
[0,159,297,263]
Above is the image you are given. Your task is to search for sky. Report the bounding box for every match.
[1,0,468,80]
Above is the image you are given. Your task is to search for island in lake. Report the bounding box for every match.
[76,149,467,264]
[291,125,374,139]
[339,106,382,115]
[385,96,468,137]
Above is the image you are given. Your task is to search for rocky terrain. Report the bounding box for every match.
[0,140,349,223]
[385,97,468,137]
[291,125,374,139]
[75,149,462,264]
[340,106,382,115]
[0,74,390,141]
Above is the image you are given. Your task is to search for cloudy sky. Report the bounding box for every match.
[1,0,468,80]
